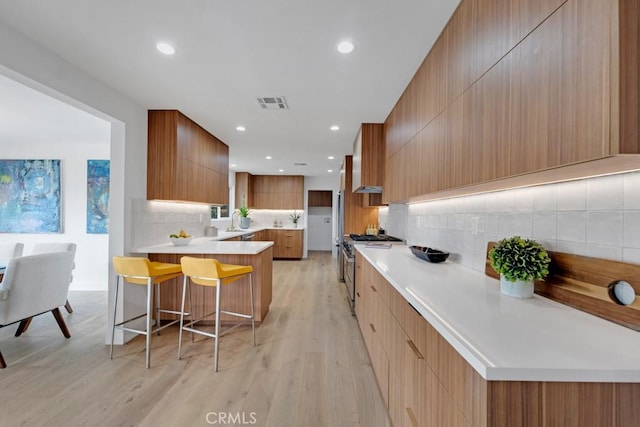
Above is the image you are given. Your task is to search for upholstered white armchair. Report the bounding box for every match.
[30,243,77,313]
[0,252,75,368]
[0,242,24,268]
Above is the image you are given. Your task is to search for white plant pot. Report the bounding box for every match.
[239,217,251,229]
[500,275,534,299]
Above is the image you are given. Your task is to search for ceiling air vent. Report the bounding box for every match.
[293,162,307,166]
[256,96,288,110]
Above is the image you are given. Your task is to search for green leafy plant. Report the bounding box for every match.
[489,236,551,282]
[289,210,301,224]
[238,206,250,218]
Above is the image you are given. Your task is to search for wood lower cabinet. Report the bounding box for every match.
[260,229,303,259]
[356,254,640,426]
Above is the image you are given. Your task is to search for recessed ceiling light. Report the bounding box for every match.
[328,169,333,173]
[266,156,272,160]
[337,41,354,54]
[279,169,284,173]
[230,164,236,168]
[328,156,335,160]
[330,125,340,131]
[156,42,175,55]
[236,126,246,132]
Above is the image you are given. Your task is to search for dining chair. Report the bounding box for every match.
[0,242,24,269]
[30,243,77,313]
[0,252,75,368]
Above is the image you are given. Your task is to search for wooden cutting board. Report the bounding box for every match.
[485,242,640,331]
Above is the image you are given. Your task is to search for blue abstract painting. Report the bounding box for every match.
[86,160,110,234]
[0,159,62,233]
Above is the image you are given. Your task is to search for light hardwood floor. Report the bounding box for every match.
[0,252,391,427]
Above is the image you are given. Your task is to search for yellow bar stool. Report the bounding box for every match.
[111,256,183,369]
[179,256,256,372]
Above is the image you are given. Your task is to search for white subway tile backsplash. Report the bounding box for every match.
[586,212,623,246]
[556,212,586,242]
[532,212,557,240]
[387,172,640,273]
[586,174,624,211]
[623,172,640,210]
[623,248,640,264]
[623,211,640,249]
[556,180,586,211]
[585,244,622,261]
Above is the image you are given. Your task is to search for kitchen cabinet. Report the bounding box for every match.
[308,190,332,207]
[341,156,379,235]
[262,229,303,259]
[352,123,385,194]
[251,175,303,209]
[383,0,640,204]
[235,172,253,208]
[147,110,229,205]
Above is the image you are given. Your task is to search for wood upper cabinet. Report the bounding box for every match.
[352,123,385,193]
[148,110,229,205]
[308,190,332,207]
[383,0,637,204]
[235,172,253,208]
[251,175,303,209]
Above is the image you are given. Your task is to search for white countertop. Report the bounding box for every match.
[131,238,273,255]
[356,244,640,383]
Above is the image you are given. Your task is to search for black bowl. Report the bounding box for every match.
[409,246,450,263]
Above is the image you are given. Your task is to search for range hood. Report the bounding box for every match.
[352,123,385,194]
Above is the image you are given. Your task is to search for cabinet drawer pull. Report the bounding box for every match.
[406,340,424,360]
[370,285,377,292]
[356,292,360,297]
[369,323,376,333]
[406,407,419,427]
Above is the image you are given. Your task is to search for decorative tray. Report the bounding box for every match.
[409,246,450,263]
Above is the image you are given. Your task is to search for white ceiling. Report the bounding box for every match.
[0,0,460,177]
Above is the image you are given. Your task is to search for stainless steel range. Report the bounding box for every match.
[341,233,404,313]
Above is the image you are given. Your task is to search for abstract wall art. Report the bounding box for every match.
[0,159,62,233]
[86,159,110,234]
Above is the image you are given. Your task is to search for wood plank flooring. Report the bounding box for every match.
[0,252,391,427]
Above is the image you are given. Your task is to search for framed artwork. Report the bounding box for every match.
[0,159,62,233]
[86,160,110,234]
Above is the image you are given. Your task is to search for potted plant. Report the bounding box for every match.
[489,236,551,299]
[289,210,301,227]
[238,205,251,229]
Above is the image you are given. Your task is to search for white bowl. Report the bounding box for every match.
[170,237,192,246]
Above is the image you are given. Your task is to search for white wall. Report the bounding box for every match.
[0,23,148,343]
[380,171,640,273]
[0,142,110,290]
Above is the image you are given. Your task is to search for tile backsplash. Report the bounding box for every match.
[378,171,640,273]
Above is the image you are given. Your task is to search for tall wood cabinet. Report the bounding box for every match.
[147,110,229,205]
[383,0,640,204]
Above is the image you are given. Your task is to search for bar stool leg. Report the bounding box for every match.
[145,278,153,369]
[214,278,221,372]
[178,275,188,359]
[249,274,255,346]
[156,282,162,335]
[110,275,120,360]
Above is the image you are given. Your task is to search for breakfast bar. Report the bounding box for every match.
[131,238,274,323]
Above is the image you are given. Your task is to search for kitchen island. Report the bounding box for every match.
[355,244,640,426]
[131,238,273,323]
